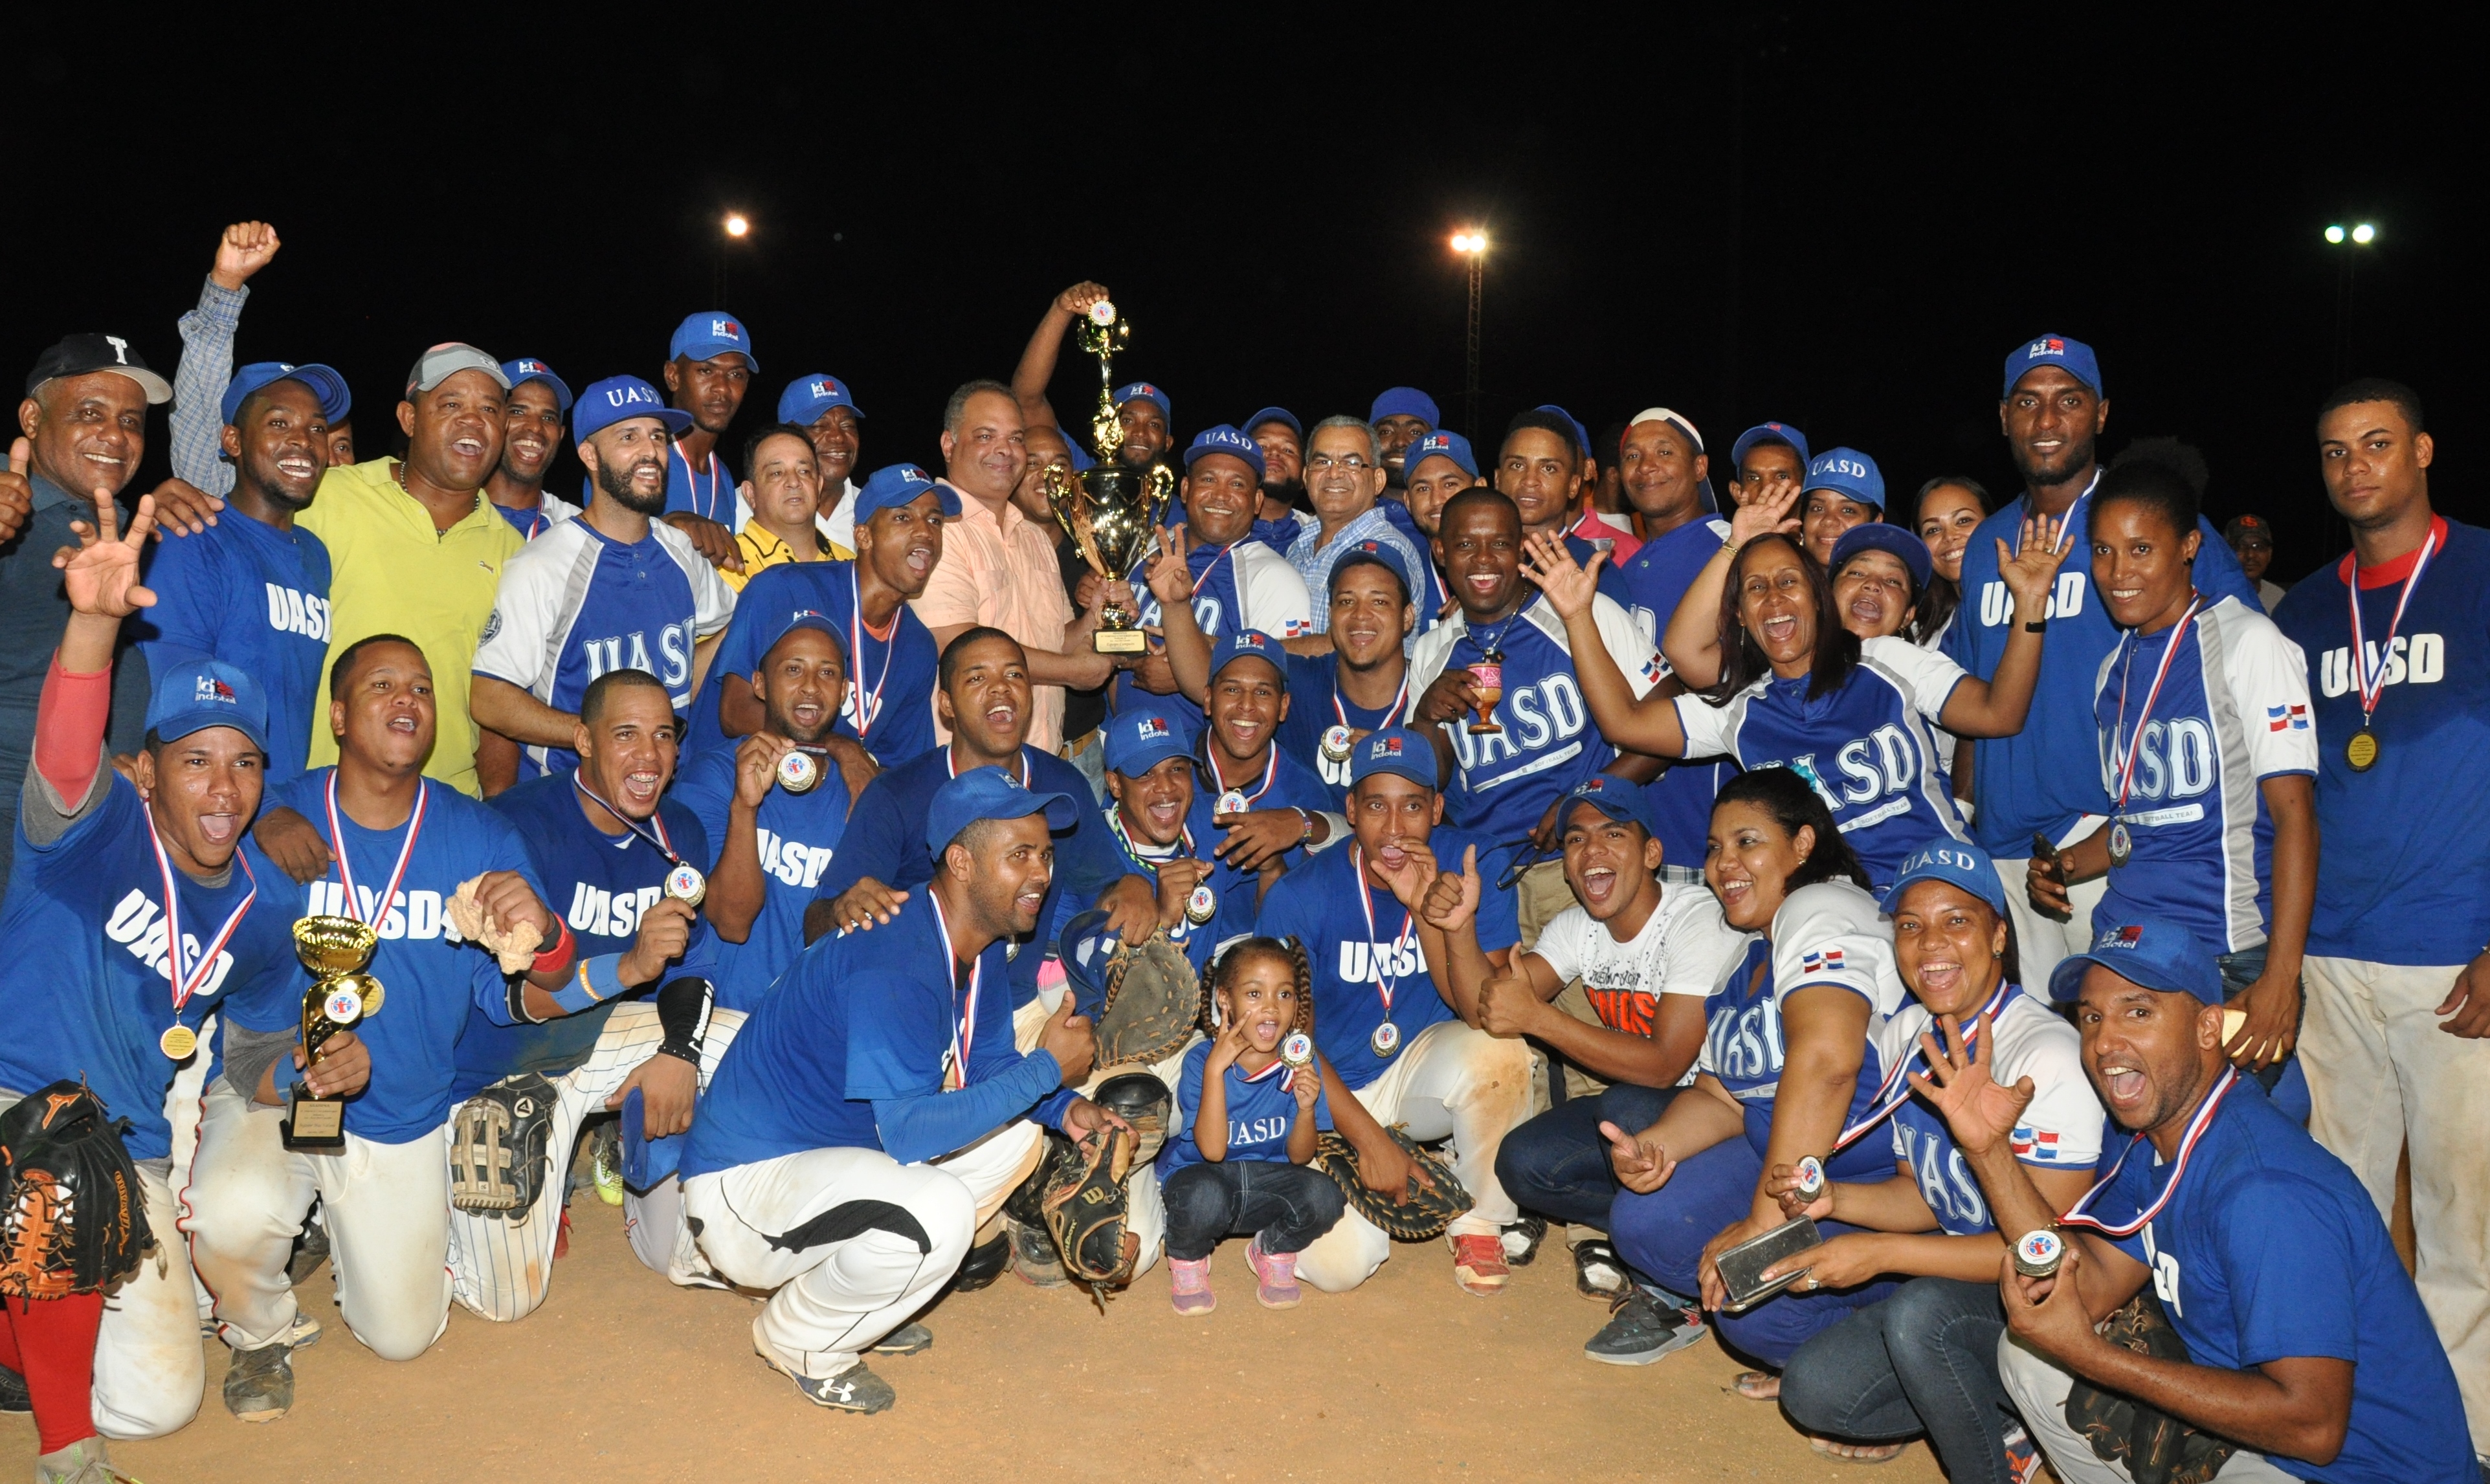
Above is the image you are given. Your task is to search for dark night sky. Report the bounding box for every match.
[8,12,2482,583]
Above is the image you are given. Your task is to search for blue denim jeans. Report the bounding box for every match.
[1779,1276,2018,1483]
[1161,1159,1345,1261]
[1494,1083,1676,1233]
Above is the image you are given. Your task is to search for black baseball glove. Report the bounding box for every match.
[1313,1125,1473,1241]
[1041,1125,1140,1303]
[0,1080,151,1298]
[2065,1290,2238,1484]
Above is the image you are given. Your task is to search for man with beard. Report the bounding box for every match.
[777,374,864,554]
[484,358,580,540]
[1397,430,1474,619]
[1115,426,1309,713]
[1284,417,1432,648]
[1943,334,2255,985]
[1278,542,1419,807]
[135,361,346,784]
[658,311,757,571]
[471,375,734,784]
[1370,388,1438,487]
[1182,631,1342,950]
[1245,406,1317,551]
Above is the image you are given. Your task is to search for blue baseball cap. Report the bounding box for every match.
[1112,381,1170,422]
[1629,406,1706,454]
[499,358,574,415]
[1328,538,1417,603]
[573,375,694,444]
[1830,522,1931,590]
[1243,406,1302,440]
[1532,404,1594,460]
[1104,707,1196,778]
[1404,430,1478,481]
[1557,774,1658,837]
[1880,841,2008,918]
[1183,425,1265,480]
[219,361,351,427]
[146,658,270,755]
[2003,333,2102,400]
[852,462,959,523]
[1730,421,1811,469]
[669,311,759,373]
[762,608,847,664]
[2048,918,2223,1006]
[1210,630,1287,684]
[1350,726,1438,790]
[1371,387,1440,425]
[925,765,1080,858]
[777,373,865,425]
[1804,447,1885,513]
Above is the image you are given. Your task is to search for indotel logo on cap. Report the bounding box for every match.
[513,359,551,376]
[1138,716,1172,740]
[711,318,745,344]
[1231,632,1267,652]
[2107,925,2145,949]
[2026,337,2067,360]
[195,674,239,705]
[1369,734,1403,759]
[809,377,840,398]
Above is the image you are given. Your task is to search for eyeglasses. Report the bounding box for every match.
[1306,454,1373,472]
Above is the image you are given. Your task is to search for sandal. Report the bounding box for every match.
[1807,1437,1906,1464]
[1731,1369,1781,1401]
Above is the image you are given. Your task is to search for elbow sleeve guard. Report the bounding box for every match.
[655,976,715,1067]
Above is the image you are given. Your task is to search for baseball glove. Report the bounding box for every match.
[1313,1125,1473,1241]
[1093,929,1203,1071]
[0,1080,151,1298]
[449,1072,557,1218]
[1040,1125,1140,1303]
[2065,1291,2236,1484]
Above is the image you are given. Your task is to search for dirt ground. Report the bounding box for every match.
[39,1169,1953,1484]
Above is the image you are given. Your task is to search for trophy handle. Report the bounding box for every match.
[1064,502,1109,582]
[1144,464,1177,529]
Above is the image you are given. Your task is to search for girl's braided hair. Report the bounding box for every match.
[1206,935,1315,1036]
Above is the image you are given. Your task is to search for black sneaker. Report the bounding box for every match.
[0,1362,27,1413]
[1500,1213,1548,1267]
[792,1360,895,1414]
[223,1341,295,1422]
[1008,1215,1067,1289]
[1573,1239,1627,1298]
[950,1232,1009,1292]
[871,1322,932,1356]
[1584,1287,1708,1366]
[287,1218,331,1287]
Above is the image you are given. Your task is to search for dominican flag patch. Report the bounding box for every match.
[2012,1125,2063,1161]
[1799,947,1847,973]
[2266,703,2309,733]
[1641,652,1669,685]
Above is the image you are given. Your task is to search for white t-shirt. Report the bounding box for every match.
[1531,885,1753,1084]
[1874,991,2104,1233]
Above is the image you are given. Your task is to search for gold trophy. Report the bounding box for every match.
[1042,300,1175,654]
[283,915,382,1151]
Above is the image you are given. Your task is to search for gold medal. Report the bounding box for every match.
[1280,1030,1313,1070]
[159,1024,199,1061]
[2346,727,2379,772]
[777,749,820,793]
[1185,881,1218,925]
[355,979,384,1018]
[665,863,707,906]
[1321,725,1355,762]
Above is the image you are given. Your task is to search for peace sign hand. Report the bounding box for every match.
[52,487,156,619]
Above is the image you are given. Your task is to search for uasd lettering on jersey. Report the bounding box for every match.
[1979,570,2087,626]
[2317,634,2445,696]
[2095,719,2214,803]
[1337,928,1426,984]
[568,883,663,939]
[758,830,836,890]
[105,889,236,996]
[1228,1114,1293,1148]
[1136,590,1222,638]
[1900,1122,1988,1232]
[2140,1222,2185,1318]
[582,622,696,694]
[1449,672,1590,772]
[1758,727,1919,817]
[1704,989,1788,1087]
[303,882,452,940]
[264,582,331,641]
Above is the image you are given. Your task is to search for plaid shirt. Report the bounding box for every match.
[1284,505,1429,636]
[170,276,249,497]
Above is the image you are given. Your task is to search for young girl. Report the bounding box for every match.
[1158,938,1346,1314]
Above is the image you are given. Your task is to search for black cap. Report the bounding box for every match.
[25,334,173,404]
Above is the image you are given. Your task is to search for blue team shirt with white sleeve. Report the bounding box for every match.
[1611,516,1740,874]
[2273,517,2490,966]
[1115,537,1313,714]
[2082,1076,2475,1481]
[1875,990,2102,1235]
[1943,482,2257,854]
[1254,828,1518,1090]
[672,742,848,1009]
[1157,1038,1333,1176]
[2091,596,2318,953]
[1674,638,1970,892]
[680,560,940,764]
[1277,650,1413,809]
[133,509,333,783]
[471,516,735,779]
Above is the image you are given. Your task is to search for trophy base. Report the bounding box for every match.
[282,1085,346,1151]
[1094,628,1150,656]
[1467,721,1504,735]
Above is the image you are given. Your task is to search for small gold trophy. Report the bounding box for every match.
[283,915,381,1151]
[1042,300,1175,654]
[1466,654,1506,735]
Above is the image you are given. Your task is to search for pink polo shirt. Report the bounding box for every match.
[910,481,1074,750]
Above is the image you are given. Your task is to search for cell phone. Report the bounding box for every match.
[1715,1216,1825,1312]
[2030,832,2068,886]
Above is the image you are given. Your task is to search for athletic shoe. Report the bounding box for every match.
[1450,1233,1510,1296]
[1583,1287,1709,1366]
[590,1122,625,1208]
[1170,1256,1216,1316]
[287,1311,322,1350]
[950,1232,1009,1292]
[790,1360,895,1415]
[286,1217,330,1286]
[1008,1215,1067,1289]
[2001,1425,2041,1484]
[1500,1213,1548,1266]
[223,1340,295,1423]
[1245,1237,1303,1309]
[1573,1239,1627,1298]
[872,1322,932,1355]
[34,1437,141,1484]
[0,1362,27,1413]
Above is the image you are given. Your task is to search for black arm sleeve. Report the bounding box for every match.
[221,1023,298,1102]
[655,975,715,1066]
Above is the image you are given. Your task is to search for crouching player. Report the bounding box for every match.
[677,768,1126,1413]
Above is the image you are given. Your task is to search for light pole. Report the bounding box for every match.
[718,212,750,302]
[1451,230,1487,439]
[2324,221,2376,379]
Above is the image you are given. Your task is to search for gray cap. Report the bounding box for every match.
[403,342,510,399]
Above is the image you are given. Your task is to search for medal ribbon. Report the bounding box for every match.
[945,744,1026,783]
[1207,741,1281,810]
[142,806,260,1017]
[1105,808,1196,881]
[1240,1054,1300,1094]
[847,577,898,742]
[325,771,428,925]
[1350,846,1414,1023]
[926,888,981,1092]
[1186,540,1237,601]
[671,444,729,523]
[1333,673,1410,733]
[2009,470,2096,559]
[2109,595,2203,814]
[570,774,683,865]
[1835,982,2017,1151]
[2348,524,2441,727]
[2060,1067,2240,1238]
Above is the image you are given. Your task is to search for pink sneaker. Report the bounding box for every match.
[1169,1256,1216,1316]
[1245,1237,1303,1309]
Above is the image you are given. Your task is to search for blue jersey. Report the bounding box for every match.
[2091,597,2318,953]
[1611,516,1740,874]
[457,772,719,1095]
[1944,483,2258,853]
[272,770,549,1143]
[814,744,1126,1007]
[1113,538,1313,714]
[2079,1076,2475,1482]
[1696,882,1909,1177]
[489,494,578,542]
[0,778,300,1160]
[1374,497,1450,619]
[1188,745,1336,946]
[1875,990,2102,1236]
[1674,637,1970,892]
[1409,593,1656,852]
[662,443,736,524]
[471,516,735,780]
[132,508,332,784]
[673,743,849,1010]
[2274,518,2490,965]
[1157,1038,1331,1176]
[681,560,940,764]
[1276,651,1412,808]
[1254,828,1518,1090]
